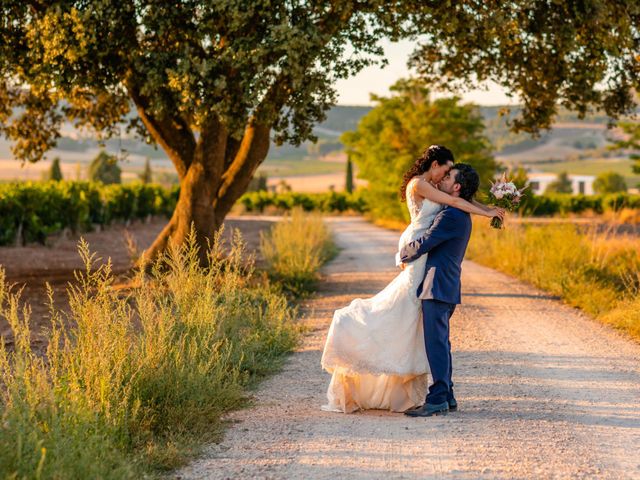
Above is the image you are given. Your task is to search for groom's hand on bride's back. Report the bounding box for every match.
[400,209,460,264]
[399,236,424,264]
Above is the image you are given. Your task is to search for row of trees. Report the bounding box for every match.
[43,154,154,184]
[2,1,639,262]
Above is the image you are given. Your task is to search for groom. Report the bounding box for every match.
[400,163,480,417]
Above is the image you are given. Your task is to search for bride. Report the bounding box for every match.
[320,145,503,413]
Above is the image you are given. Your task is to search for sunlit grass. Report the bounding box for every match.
[260,208,337,295]
[467,220,640,341]
[0,229,301,478]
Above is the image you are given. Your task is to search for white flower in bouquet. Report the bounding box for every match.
[488,173,527,228]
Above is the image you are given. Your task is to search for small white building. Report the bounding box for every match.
[527,172,596,195]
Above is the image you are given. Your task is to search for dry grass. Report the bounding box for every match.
[260,208,337,295]
[0,230,300,478]
[467,220,640,341]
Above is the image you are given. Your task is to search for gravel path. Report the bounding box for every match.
[176,217,640,480]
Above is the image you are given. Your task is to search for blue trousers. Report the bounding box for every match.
[421,299,456,405]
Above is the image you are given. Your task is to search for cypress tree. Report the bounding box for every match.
[49,157,63,181]
[345,155,354,193]
[140,158,152,184]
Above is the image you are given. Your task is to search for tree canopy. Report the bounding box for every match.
[139,158,152,184]
[89,151,122,185]
[545,172,573,194]
[593,171,628,194]
[47,157,63,182]
[342,79,497,222]
[0,1,407,163]
[407,0,640,134]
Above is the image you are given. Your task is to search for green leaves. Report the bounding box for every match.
[0,181,177,246]
[343,78,497,191]
[342,78,498,223]
[407,0,640,135]
[0,1,410,162]
[593,171,628,194]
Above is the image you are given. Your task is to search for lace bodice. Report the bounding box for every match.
[394,177,443,267]
[403,177,443,237]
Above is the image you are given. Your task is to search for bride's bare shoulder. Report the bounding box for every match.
[408,176,427,200]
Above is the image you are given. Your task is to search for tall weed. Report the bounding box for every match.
[260,208,337,295]
[0,229,299,478]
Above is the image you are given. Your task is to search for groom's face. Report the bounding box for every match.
[439,169,461,196]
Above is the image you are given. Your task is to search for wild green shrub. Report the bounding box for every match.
[88,151,122,184]
[518,193,640,217]
[238,190,368,214]
[0,231,299,477]
[593,171,627,194]
[260,208,337,294]
[47,157,64,182]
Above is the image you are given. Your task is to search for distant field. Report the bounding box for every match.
[495,123,614,164]
[535,157,640,186]
[258,158,345,176]
[266,173,367,192]
[0,158,139,182]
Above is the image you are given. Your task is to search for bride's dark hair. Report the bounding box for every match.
[400,145,454,202]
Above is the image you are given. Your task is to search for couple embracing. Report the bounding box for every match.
[321,145,504,417]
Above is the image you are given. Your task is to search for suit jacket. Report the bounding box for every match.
[399,206,472,304]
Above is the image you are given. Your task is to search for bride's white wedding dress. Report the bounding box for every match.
[321,178,443,412]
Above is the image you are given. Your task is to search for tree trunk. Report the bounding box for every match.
[139,122,271,267]
[142,166,221,266]
[127,76,274,267]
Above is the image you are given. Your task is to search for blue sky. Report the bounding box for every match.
[335,39,519,107]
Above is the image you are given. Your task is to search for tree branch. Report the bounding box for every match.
[213,3,357,216]
[126,79,196,179]
[214,121,270,217]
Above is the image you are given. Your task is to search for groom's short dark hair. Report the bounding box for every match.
[452,163,479,201]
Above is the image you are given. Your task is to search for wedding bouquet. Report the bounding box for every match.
[488,172,526,229]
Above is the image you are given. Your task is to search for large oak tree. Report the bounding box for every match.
[2,1,639,262]
[0,1,408,262]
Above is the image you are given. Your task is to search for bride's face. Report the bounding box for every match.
[430,160,454,184]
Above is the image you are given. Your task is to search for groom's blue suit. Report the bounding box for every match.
[399,206,472,405]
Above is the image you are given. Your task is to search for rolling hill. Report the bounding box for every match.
[1,104,637,187]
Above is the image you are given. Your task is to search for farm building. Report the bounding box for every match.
[527,172,596,195]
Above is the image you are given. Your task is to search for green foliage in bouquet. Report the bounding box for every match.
[488,173,526,228]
